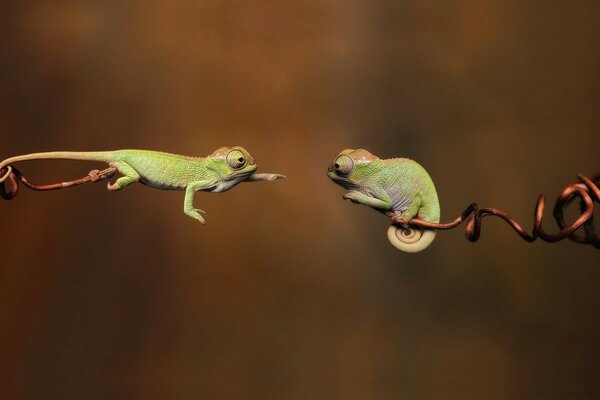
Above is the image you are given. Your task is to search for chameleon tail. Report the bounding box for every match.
[386,225,437,253]
[0,151,115,183]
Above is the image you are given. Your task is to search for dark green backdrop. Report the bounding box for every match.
[1,1,599,399]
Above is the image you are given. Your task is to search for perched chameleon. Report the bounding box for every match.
[327,149,440,253]
[0,147,286,223]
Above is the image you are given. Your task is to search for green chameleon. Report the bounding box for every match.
[328,149,440,253]
[0,147,286,223]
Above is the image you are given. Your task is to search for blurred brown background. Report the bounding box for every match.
[0,0,599,399]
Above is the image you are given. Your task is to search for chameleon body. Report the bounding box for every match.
[327,149,440,253]
[0,147,285,223]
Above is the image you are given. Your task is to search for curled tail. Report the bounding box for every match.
[387,225,437,253]
[0,151,115,183]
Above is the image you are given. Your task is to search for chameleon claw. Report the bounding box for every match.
[385,210,408,226]
[195,213,207,224]
[343,191,361,203]
[192,208,207,224]
[392,216,409,227]
[106,181,120,191]
[88,169,101,182]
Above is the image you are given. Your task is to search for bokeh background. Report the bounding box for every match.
[1,0,599,399]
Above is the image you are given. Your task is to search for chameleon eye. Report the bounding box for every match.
[226,149,247,170]
[334,155,354,176]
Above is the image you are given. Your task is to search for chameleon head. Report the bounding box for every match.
[208,146,257,181]
[327,148,380,190]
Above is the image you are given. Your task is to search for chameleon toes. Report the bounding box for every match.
[106,181,120,191]
[390,214,408,226]
[88,170,101,182]
[188,210,206,224]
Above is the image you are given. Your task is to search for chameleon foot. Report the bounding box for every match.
[106,181,121,191]
[385,211,408,226]
[88,169,101,182]
[188,208,207,224]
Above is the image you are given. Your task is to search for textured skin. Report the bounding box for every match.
[327,149,440,253]
[0,147,285,223]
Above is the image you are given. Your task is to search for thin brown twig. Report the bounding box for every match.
[405,173,600,248]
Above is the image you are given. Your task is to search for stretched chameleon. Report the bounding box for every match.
[328,149,440,253]
[0,147,286,223]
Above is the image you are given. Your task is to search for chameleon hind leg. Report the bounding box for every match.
[387,195,422,224]
[106,161,140,192]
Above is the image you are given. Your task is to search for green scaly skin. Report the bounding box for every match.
[327,149,440,253]
[0,147,286,224]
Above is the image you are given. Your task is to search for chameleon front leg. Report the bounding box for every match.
[183,180,213,224]
[246,173,287,182]
[106,161,141,192]
[343,190,393,210]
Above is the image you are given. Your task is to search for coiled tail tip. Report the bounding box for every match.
[0,167,19,200]
[387,225,436,253]
[0,166,12,183]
